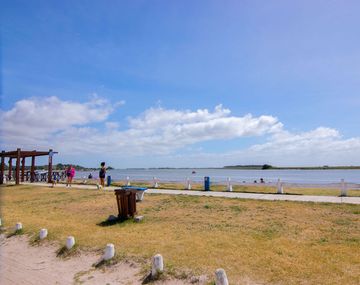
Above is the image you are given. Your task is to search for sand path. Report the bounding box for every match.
[0,235,192,285]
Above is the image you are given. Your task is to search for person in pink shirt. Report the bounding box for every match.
[66,165,75,187]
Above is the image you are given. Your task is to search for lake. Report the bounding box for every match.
[76,168,360,187]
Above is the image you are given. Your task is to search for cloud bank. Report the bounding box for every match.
[1,96,359,166]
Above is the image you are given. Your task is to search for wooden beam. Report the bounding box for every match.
[47,149,53,183]
[31,154,35,183]
[0,150,58,158]
[16,148,21,185]
[21,157,26,182]
[0,151,18,157]
[8,158,12,181]
[0,151,4,184]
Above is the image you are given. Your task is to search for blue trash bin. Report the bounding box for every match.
[107,175,112,186]
[204,176,210,191]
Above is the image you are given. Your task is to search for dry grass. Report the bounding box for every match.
[1,185,360,284]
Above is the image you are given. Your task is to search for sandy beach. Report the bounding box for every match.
[0,234,194,285]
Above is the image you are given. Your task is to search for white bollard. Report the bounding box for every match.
[0,218,2,227]
[151,254,164,277]
[66,236,75,250]
[153,177,159,188]
[103,243,115,260]
[215,268,229,285]
[227,177,233,192]
[126,176,131,186]
[15,222,22,231]
[341,179,347,197]
[277,178,284,194]
[39,229,48,239]
[186,178,191,190]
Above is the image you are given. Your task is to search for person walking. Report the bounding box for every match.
[66,165,75,187]
[99,162,106,188]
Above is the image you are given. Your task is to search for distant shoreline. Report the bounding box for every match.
[7,164,359,171]
[222,166,360,170]
[125,166,360,170]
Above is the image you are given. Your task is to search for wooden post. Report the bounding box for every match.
[21,157,26,182]
[48,149,53,183]
[30,155,35,182]
[0,151,4,184]
[16,148,21,185]
[8,158,12,181]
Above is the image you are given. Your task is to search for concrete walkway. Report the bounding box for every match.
[16,182,360,205]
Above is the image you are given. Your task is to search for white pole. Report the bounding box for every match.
[151,254,164,277]
[104,243,115,260]
[66,236,75,250]
[153,177,158,188]
[126,176,130,186]
[277,178,283,194]
[0,218,2,227]
[215,268,229,285]
[39,229,48,240]
[15,222,22,231]
[186,177,191,190]
[341,179,347,197]
[227,177,233,192]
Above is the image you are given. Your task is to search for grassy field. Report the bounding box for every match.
[1,185,360,284]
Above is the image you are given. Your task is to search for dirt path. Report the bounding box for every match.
[0,235,194,285]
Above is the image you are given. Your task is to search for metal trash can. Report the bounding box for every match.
[114,189,137,220]
[107,175,112,186]
[204,176,210,191]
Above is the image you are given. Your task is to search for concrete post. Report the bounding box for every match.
[104,243,115,260]
[215,268,229,285]
[153,177,158,188]
[15,222,22,231]
[66,236,75,249]
[340,179,347,197]
[151,254,164,277]
[277,178,284,194]
[227,177,233,192]
[186,177,191,190]
[39,229,48,239]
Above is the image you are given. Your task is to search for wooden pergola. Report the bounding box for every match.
[0,149,58,185]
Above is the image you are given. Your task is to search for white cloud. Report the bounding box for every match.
[125,105,283,149]
[1,96,360,166]
[175,127,360,167]
[0,95,115,143]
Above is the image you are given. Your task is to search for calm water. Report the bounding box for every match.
[77,168,360,186]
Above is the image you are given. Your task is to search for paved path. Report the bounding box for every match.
[17,182,360,205]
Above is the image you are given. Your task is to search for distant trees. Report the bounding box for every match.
[261,164,273,170]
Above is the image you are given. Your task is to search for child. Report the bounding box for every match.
[99,162,106,188]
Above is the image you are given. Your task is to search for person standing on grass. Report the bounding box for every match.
[66,165,75,187]
[99,162,106,188]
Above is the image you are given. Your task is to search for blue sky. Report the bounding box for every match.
[1,1,360,167]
